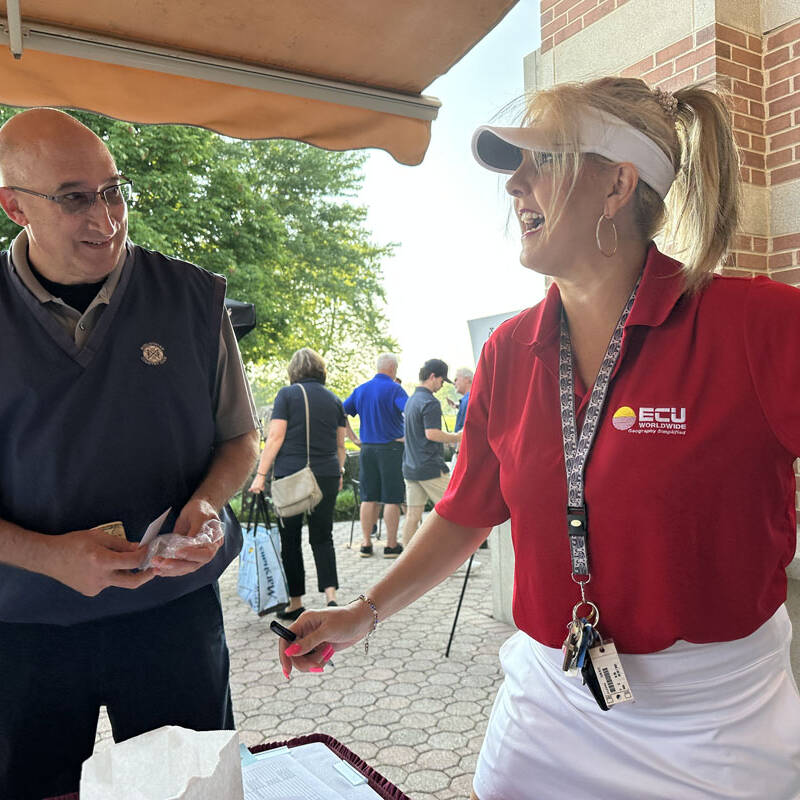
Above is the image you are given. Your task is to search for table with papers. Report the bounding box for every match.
[47,733,410,800]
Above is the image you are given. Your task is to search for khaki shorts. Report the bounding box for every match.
[405,472,450,507]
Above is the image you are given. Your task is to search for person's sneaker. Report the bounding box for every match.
[276,605,305,621]
[383,544,403,559]
[359,544,373,558]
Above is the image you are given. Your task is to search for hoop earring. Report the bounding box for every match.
[595,213,618,258]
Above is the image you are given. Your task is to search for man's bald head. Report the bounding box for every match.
[0,108,128,284]
[0,108,114,187]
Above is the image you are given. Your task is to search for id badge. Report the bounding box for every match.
[586,640,634,707]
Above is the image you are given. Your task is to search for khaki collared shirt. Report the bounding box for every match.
[9,231,258,442]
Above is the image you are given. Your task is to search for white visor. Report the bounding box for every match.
[472,106,676,199]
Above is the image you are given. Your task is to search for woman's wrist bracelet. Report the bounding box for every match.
[256,472,267,477]
[354,593,379,655]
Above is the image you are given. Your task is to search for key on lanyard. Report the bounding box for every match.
[561,618,584,676]
[562,617,598,676]
[575,620,597,669]
[561,600,599,675]
[580,649,610,711]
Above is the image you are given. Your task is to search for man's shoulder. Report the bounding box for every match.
[409,388,436,409]
[354,374,378,390]
[363,374,398,394]
[130,244,225,288]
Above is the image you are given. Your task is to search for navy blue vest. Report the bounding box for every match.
[0,244,242,624]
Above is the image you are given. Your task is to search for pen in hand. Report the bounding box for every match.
[270,620,334,667]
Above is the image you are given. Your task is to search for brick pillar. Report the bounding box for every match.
[765,19,800,283]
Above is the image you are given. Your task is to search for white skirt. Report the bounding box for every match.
[473,606,800,800]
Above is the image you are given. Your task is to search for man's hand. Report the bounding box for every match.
[46,529,156,596]
[151,498,224,578]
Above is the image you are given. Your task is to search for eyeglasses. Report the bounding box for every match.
[4,178,134,215]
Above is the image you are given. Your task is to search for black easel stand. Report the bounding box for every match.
[444,552,475,658]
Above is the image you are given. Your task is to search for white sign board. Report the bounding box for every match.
[467,309,524,366]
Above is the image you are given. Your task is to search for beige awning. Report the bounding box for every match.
[0,0,517,165]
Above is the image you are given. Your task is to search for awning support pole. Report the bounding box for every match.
[6,0,23,59]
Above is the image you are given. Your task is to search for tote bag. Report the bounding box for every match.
[238,492,289,615]
[270,383,324,519]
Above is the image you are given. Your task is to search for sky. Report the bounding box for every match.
[357,0,544,379]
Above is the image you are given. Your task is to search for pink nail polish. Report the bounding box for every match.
[309,666,324,673]
[282,667,291,680]
[321,645,335,662]
[284,644,301,657]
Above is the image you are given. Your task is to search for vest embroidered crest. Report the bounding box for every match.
[140,341,167,365]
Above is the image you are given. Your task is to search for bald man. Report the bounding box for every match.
[0,109,259,798]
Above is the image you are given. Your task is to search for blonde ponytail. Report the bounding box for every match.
[664,85,742,291]
[522,78,742,292]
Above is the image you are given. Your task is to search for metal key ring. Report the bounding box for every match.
[572,600,599,627]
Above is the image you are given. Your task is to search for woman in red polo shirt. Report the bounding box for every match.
[278,77,800,799]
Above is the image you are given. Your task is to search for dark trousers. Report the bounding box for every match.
[278,474,340,596]
[0,584,234,800]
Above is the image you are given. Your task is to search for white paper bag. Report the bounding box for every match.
[80,726,244,800]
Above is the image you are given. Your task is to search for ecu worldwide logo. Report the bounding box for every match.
[612,406,687,436]
[612,406,637,430]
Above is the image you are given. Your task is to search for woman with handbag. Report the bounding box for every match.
[249,348,346,620]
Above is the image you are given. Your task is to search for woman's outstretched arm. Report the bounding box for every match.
[278,510,491,675]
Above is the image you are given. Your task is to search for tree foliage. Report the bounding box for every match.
[0,107,396,400]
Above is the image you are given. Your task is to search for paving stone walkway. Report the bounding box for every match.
[95,518,515,799]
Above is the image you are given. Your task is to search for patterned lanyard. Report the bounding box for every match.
[558,274,641,591]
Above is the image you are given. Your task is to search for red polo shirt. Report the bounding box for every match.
[437,245,800,653]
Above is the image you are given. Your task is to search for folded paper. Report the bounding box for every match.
[80,726,244,800]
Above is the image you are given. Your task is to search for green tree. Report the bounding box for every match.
[0,107,396,399]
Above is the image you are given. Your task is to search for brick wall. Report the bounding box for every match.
[619,26,716,90]
[765,19,800,287]
[611,23,768,278]
[763,19,800,507]
[540,0,631,53]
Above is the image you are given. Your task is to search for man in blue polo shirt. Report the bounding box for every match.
[453,367,473,433]
[343,353,408,558]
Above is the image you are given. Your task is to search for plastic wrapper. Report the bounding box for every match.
[140,519,224,570]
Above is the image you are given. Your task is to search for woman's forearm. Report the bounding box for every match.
[364,511,490,621]
[255,433,284,475]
